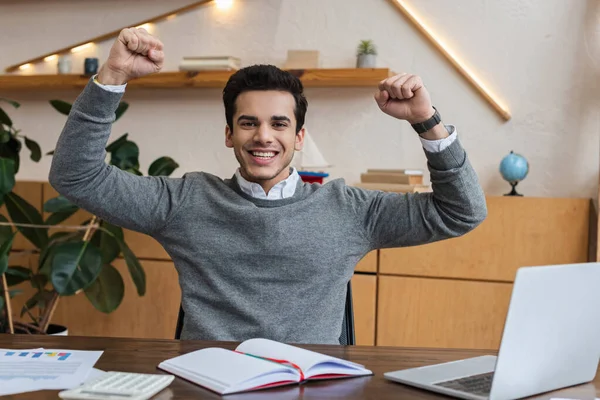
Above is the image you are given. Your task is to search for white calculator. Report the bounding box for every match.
[58,371,175,400]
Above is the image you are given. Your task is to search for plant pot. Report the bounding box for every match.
[356,54,376,68]
[47,324,68,336]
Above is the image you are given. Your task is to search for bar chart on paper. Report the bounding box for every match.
[0,348,103,396]
[2,350,72,360]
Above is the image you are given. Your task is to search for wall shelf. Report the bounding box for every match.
[0,68,393,91]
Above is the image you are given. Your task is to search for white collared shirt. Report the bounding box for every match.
[235,167,300,200]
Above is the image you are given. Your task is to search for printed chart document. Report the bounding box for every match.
[0,348,103,396]
[158,338,372,395]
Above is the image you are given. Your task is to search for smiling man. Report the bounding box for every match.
[224,88,306,197]
[49,28,487,344]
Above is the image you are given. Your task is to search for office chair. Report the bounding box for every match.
[175,281,356,345]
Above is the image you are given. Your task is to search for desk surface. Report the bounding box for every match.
[0,335,598,399]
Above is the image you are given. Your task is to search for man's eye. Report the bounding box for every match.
[241,122,257,127]
[273,123,287,128]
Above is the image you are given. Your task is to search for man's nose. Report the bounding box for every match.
[254,124,273,143]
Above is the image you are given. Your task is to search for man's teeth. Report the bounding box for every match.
[251,151,276,158]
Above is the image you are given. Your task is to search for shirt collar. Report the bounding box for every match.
[235,167,300,200]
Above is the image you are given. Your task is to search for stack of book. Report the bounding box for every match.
[354,169,431,193]
[178,56,241,71]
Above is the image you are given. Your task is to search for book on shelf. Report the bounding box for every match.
[157,338,372,395]
[366,168,423,175]
[353,182,432,193]
[178,56,241,71]
[360,172,424,185]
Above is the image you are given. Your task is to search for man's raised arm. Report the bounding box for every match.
[49,28,188,236]
[347,73,487,249]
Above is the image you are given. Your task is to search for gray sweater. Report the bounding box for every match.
[49,80,487,344]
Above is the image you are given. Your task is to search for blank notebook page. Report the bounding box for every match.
[160,347,299,386]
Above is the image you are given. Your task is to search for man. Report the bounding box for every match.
[49,28,487,344]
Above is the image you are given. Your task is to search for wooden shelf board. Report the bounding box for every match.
[0,68,393,91]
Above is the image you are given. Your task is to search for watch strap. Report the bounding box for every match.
[411,107,441,134]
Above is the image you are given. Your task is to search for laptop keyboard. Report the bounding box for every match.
[434,372,494,397]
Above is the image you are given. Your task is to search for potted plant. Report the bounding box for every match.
[356,39,377,68]
[0,97,180,335]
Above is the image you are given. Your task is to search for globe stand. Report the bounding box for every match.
[504,182,523,197]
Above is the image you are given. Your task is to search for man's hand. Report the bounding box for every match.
[96,28,164,85]
[374,73,449,140]
[374,73,435,124]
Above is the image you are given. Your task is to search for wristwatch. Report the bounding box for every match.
[410,107,441,134]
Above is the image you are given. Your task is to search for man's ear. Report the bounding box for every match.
[225,125,234,148]
[294,127,305,151]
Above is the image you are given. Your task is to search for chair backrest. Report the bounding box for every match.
[175,281,356,345]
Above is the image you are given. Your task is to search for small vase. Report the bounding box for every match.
[57,56,72,74]
[356,54,376,68]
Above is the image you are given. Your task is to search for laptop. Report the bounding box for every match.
[384,262,600,400]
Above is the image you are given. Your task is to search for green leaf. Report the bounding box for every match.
[84,264,125,313]
[105,133,129,152]
[0,107,12,127]
[114,102,129,121]
[110,140,139,170]
[0,231,16,275]
[0,127,10,144]
[116,239,145,296]
[91,222,123,265]
[23,136,41,162]
[0,137,20,173]
[50,241,102,295]
[45,210,79,226]
[0,99,20,109]
[0,215,13,245]
[5,192,48,249]
[5,266,31,286]
[0,158,15,196]
[49,99,72,116]
[125,168,142,176]
[148,156,179,177]
[43,195,78,213]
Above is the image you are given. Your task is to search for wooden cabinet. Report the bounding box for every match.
[351,274,377,346]
[377,275,512,349]
[376,196,591,349]
[380,197,590,282]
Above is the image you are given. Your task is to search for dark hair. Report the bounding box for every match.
[222,64,308,134]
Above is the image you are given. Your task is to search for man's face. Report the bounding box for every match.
[225,90,305,193]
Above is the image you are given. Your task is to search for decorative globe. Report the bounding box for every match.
[499,151,529,196]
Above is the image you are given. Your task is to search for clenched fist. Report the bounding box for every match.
[374,73,434,124]
[96,28,165,85]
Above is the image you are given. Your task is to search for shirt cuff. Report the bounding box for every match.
[92,74,127,93]
[419,125,457,153]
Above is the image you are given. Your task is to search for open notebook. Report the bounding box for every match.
[157,338,372,395]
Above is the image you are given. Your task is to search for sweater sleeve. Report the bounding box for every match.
[346,137,487,250]
[48,79,188,236]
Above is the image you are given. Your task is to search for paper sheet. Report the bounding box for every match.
[0,348,103,396]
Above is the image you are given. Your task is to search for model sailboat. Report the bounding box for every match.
[292,129,331,183]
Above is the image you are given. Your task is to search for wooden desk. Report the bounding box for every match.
[0,335,598,399]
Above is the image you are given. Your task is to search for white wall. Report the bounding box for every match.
[1,0,599,199]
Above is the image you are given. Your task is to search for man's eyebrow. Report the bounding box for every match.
[237,115,258,122]
[271,115,291,122]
